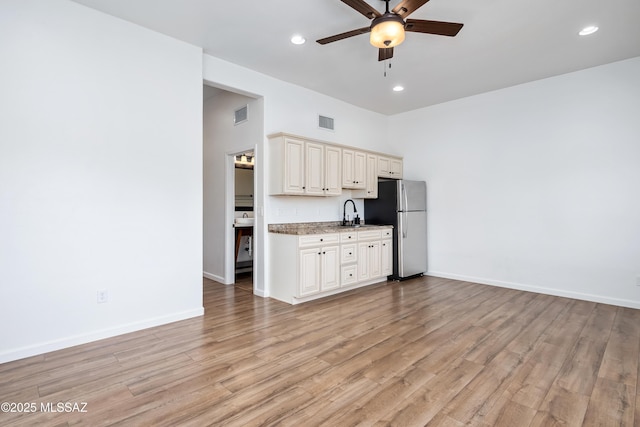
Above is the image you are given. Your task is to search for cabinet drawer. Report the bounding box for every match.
[341,243,357,264]
[358,229,382,241]
[298,233,339,247]
[340,231,357,242]
[381,228,393,239]
[341,264,358,287]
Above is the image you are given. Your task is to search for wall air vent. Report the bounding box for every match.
[318,114,335,131]
[234,105,248,125]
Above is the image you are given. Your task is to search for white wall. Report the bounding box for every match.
[390,57,640,308]
[0,0,204,363]
[203,55,390,296]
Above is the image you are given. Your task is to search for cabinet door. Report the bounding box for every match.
[321,245,340,291]
[342,149,355,188]
[357,242,371,282]
[353,151,367,189]
[324,146,342,196]
[389,158,403,178]
[377,156,391,178]
[299,247,321,297]
[284,137,305,193]
[305,142,325,195]
[381,239,392,277]
[364,154,378,199]
[369,241,381,278]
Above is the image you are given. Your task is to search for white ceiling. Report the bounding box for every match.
[72,0,640,115]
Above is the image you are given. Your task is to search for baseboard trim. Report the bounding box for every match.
[426,270,640,309]
[0,307,204,364]
[203,271,228,284]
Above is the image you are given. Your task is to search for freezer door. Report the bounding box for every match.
[397,210,427,278]
[398,180,427,212]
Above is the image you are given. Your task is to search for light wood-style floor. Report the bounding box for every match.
[2,276,639,426]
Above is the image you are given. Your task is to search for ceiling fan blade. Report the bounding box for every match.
[341,0,381,19]
[392,0,431,18]
[378,47,394,61]
[405,19,464,37]
[316,27,371,45]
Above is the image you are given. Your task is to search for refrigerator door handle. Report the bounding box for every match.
[402,184,408,238]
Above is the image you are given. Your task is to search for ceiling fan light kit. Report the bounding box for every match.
[317,0,463,61]
[370,14,406,48]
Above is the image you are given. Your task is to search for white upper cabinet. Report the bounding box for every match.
[342,149,366,189]
[305,141,325,195]
[269,135,305,195]
[378,155,403,179]
[269,132,402,197]
[324,145,342,196]
[353,153,378,199]
[269,134,342,196]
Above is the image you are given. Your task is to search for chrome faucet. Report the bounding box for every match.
[342,199,358,226]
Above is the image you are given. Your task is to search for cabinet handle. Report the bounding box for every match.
[322,251,326,254]
[318,252,321,255]
[349,273,353,277]
[348,252,352,255]
[302,186,306,189]
[320,238,323,242]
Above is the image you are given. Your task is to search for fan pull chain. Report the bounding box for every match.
[383,61,391,77]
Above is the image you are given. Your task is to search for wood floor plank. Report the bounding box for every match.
[597,307,640,385]
[380,358,484,426]
[2,276,640,426]
[582,377,634,427]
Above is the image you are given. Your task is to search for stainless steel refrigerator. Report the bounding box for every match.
[365,180,427,280]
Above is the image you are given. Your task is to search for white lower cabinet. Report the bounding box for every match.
[358,230,382,281]
[298,245,339,297]
[381,238,392,277]
[269,227,393,304]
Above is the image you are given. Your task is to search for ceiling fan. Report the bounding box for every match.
[317,0,464,61]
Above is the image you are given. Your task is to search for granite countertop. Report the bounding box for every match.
[268,221,393,235]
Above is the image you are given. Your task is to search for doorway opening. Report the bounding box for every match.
[231,150,255,292]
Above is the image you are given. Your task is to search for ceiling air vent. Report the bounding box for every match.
[318,114,335,131]
[234,105,248,125]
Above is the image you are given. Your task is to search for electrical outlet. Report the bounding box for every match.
[97,289,109,303]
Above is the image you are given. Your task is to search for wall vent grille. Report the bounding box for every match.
[318,115,335,131]
[234,105,248,125]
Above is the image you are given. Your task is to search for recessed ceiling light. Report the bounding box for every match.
[291,35,306,45]
[393,85,404,92]
[579,26,599,36]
